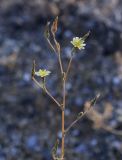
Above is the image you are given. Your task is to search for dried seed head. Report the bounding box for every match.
[51,16,58,35]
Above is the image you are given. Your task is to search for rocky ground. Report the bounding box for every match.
[0,0,122,160]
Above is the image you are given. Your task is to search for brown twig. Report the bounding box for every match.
[53,34,64,75]
[47,38,57,54]
[61,73,66,160]
[65,94,100,134]
[65,48,75,79]
[44,85,62,110]
[32,77,62,110]
[58,53,64,75]
[65,111,88,134]
[32,77,43,88]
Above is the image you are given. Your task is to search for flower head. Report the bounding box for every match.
[71,37,86,50]
[35,69,51,78]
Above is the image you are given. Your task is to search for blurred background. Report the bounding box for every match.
[0,0,122,159]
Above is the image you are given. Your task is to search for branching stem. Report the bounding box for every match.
[32,77,43,88]
[32,19,91,160]
[32,77,62,110]
[53,34,64,75]
[44,86,62,109]
[61,73,66,159]
[47,38,57,53]
[65,111,88,134]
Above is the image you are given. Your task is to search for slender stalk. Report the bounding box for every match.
[32,18,91,160]
[53,34,64,75]
[58,53,64,75]
[65,95,100,134]
[44,86,62,109]
[65,55,73,79]
[32,77,61,110]
[65,48,74,79]
[61,73,66,160]
[44,87,62,109]
[61,110,65,159]
[47,31,64,75]
[47,38,57,54]
[65,111,88,134]
[32,77,43,88]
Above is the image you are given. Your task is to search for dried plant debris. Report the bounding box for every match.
[0,53,17,67]
[85,102,122,136]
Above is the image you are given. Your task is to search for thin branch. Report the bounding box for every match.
[32,77,43,88]
[62,74,66,109]
[65,48,75,79]
[44,86,62,110]
[53,34,64,75]
[61,73,66,159]
[65,55,73,79]
[64,94,100,134]
[32,77,62,110]
[46,33,64,75]
[58,53,64,75]
[47,38,57,54]
[65,111,88,134]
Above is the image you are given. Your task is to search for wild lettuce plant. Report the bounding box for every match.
[31,17,99,160]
